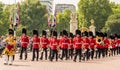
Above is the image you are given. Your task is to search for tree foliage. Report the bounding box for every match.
[56,9,71,32]
[102,14,120,34]
[78,0,113,31]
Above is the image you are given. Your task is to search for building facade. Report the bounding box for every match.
[40,0,53,15]
[55,4,76,14]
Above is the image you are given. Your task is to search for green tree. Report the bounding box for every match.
[0,3,9,36]
[102,14,120,34]
[56,9,71,32]
[78,0,113,31]
[18,0,48,36]
[110,2,120,14]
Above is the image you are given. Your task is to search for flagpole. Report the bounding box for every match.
[14,0,17,37]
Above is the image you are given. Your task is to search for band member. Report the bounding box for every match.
[95,32,104,59]
[20,28,29,60]
[60,30,69,60]
[40,30,49,60]
[89,31,96,60]
[73,30,82,62]
[82,31,90,61]
[103,33,110,57]
[68,33,74,59]
[2,29,16,65]
[109,35,116,56]
[49,31,59,61]
[31,30,40,61]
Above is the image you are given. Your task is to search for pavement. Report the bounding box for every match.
[0,53,120,70]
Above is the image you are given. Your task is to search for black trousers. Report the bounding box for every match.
[73,49,82,61]
[61,49,68,60]
[111,48,116,56]
[40,48,47,60]
[68,48,74,59]
[116,47,120,55]
[50,49,58,61]
[32,48,39,61]
[20,47,27,60]
[119,47,120,54]
[91,48,94,60]
[48,48,52,59]
[104,48,108,57]
[85,48,90,60]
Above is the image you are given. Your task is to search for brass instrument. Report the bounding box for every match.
[96,36,104,46]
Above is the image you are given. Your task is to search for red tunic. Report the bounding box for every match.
[117,39,120,46]
[60,37,69,49]
[32,37,40,49]
[69,38,74,49]
[73,37,82,49]
[82,38,90,49]
[111,40,116,48]
[49,37,59,50]
[21,35,29,48]
[89,38,96,49]
[103,38,110,48]
[41,37,49,49]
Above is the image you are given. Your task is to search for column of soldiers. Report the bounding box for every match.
[2,28,120,65]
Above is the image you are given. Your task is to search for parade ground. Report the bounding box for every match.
[0,53,120,70]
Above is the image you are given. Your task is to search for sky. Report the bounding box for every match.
[0,0,120,10]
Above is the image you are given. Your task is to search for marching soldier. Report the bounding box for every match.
[49,31,59,61]
[40,30,49,60]
[82,31,90,61]
[2,29,16,65]
[73,30,83,62]
[31,30,40,61]
[68,33,74,59]
[95,32,104,59]
[89,31,96,60]
[103,33,110,57]
[20,28,29,60]
[109,35,116,56]
[60,30,69,60]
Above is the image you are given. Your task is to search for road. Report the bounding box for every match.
[0,53,120,70]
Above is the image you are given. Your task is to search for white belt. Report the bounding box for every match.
[76,43,81,44]
[62,43,68,44]
[22,42,28,44]
[42,43,47,44]
[53,44,57,45]
[33,43,39,44]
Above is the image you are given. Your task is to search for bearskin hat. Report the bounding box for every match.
[22,28,27,34]
[89,31,93,36]
[53,31,58,37]
[33,30,38,36]
[62,30,68,36]
[42,30,47,36]
[8,29,14,35]
[75,29,81,35]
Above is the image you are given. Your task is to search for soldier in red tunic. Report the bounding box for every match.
[31,30,40,61]
[89,31,96,60]
[95,32,104,59]
[103,33,110,57]
[60,30,69,60]
[20,28,29,60]
[73,30,83,62]
[49,31,59,61]
[68,33,74,59]
[82,31,90,61]
[109,35,116,56]
[40,30,49,60]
